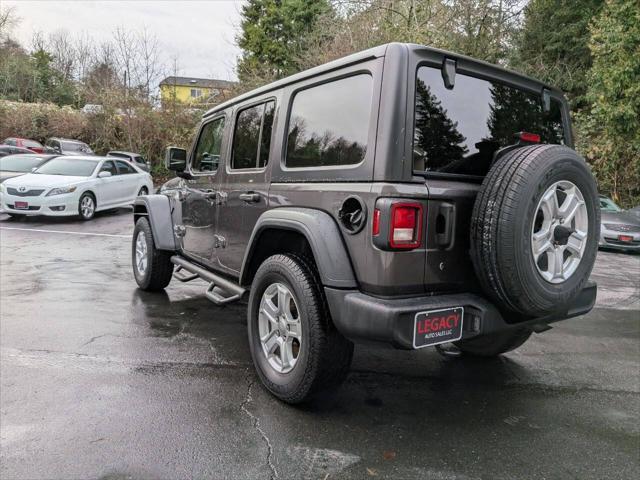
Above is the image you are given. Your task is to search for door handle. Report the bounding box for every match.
[239,192,260,203]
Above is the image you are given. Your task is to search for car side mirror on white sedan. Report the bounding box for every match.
[98,171,112,178]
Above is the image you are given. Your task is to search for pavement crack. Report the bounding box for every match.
[240,376,278,480]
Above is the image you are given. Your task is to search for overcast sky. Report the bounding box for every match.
[5,0,245,81]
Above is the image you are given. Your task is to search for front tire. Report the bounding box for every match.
[78,193,96,221]
[132,217,173,291]
[248,254,353,404]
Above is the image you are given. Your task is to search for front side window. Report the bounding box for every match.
[100,160,118,175]
[231,100,275,170]
[413,66,565,177]
[286,74,373,168]
[192,117,225,173]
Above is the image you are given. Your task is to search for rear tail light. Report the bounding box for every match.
[389,203,422,249]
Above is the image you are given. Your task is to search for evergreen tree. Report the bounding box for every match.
[512,0,603,109]
[579,0,640,206]
[236,0,331,82]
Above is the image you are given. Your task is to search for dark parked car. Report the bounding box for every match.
[45,137,94,156]
[0,154,57,183]
[107,151,150,172]
[131,43,600,403]
[2,137,45,153]
[0,145,34,158]
[599,195,640,252]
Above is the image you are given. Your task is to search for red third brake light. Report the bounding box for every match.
[389,203,422,249]
[518,131,541,143]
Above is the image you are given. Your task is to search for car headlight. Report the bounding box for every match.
[46,186,77,196]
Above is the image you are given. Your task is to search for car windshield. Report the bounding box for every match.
[599,197,623,212]
[62,141,91,152]
[413,66,565,177]
[0,155,49,172]
[35,158,98,176]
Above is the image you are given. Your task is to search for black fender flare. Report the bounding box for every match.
[133,195,176,251]
[240,208,358,288]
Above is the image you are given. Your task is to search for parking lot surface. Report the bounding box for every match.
[1,210,639,480]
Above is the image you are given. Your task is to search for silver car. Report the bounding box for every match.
[599,196,640,252]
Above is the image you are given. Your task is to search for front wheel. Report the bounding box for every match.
[78,193,96,221]
[248,254,353,404]
[132,217,173,291]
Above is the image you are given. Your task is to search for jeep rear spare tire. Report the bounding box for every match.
[471,145,599,317]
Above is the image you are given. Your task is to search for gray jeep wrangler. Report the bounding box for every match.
[132,43,600,404]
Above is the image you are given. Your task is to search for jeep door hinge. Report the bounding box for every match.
[174,225,186,237]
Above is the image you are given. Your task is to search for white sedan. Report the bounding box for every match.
[0,156,153,220]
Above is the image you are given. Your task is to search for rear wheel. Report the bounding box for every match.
[454,329,532,357]
[248,254,353,404]
[132,217,173,291]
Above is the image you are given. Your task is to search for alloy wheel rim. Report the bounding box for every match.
[81,196,94,218]
[135,231,148,275]
[258,282,302,374]
[531,180,588,284]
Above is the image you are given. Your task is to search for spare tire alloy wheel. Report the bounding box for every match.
[258,282,302,374]
[532,181,588,283]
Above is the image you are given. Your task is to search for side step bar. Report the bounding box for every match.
[170,256,245,306]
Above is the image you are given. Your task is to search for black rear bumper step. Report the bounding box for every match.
[325,281,597,349]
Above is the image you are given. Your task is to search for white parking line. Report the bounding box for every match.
[0,227,130,238]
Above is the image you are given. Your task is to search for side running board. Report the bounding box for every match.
[170,256,245,306]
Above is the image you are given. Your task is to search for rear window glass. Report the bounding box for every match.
[231,100,275,170]
[0,155,49,172]
[286,74,373,168]
[24,139,43,148]
[413,66,565,177]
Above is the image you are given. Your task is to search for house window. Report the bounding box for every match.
[190,88,202,98]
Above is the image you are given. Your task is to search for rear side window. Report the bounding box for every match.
[192,116,225,173]
[286,74,373,168]
[413,66,565,177]
[231,100,275,170]
[115,160,136,174]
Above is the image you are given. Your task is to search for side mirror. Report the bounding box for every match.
[98,171,112,178]
[165,147,187,172]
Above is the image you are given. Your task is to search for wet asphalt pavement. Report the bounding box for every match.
[0,209,638,480]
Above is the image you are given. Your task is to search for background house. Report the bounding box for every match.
[159,76,235,107]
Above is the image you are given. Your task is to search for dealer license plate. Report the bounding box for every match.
[14,201,28,210]
[413,307,464,349]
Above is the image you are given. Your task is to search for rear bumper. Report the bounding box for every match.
[325,281,597,349]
